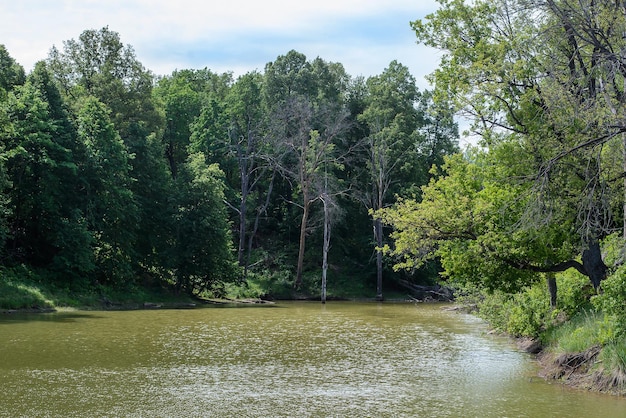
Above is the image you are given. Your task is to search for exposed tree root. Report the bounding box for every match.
[538,345,626,395]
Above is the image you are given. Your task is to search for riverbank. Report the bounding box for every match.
[516,330,626,396]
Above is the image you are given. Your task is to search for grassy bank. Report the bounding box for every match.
[0,266,198,312]
[460,268,626,396]
[0,264,413,312]
[538,311,626,394]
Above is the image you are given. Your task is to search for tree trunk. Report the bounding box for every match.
[295,200,310,289]
[321,197,330,304]
[582,240,607,289]
[238,172,249,267]
[546,273,557,308]
[374,217,384,301]
[622,133,626,240]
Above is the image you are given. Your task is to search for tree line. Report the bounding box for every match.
[0,27,458,299]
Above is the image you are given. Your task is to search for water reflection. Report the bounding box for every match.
[0,302,624,417]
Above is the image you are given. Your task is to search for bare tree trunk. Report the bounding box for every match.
[295,199,310,289]
[238,178,248,267]
[546,273,557,308]
[375,217,384,301]
[321,195,330,304]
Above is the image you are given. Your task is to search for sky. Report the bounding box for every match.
[1,0,443,89]
[1,1,477,145]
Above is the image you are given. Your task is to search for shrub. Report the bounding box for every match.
[557,269,593,317]
[592,265,626,339]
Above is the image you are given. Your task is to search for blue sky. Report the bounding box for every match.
[1,0,443,89]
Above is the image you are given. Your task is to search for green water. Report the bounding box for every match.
[0,302,624,417]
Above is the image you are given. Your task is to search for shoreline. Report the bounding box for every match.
[516,337,626,396]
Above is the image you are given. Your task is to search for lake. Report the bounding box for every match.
[1,301,625,417]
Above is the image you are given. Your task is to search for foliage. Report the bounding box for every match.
[171,154,238,294]
[593,266,626,339]
[476,270,593,338]
[0,28,461,302]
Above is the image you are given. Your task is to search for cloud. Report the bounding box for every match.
[1,0,441,87]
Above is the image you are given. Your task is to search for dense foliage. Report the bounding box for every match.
[0,28,458,301]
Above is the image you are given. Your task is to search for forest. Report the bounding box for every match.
[0,27,458,304]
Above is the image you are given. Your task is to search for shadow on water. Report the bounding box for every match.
[0,300,283,324]
[0,311,105,324]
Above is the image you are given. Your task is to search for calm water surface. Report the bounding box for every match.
[1,302,625,417]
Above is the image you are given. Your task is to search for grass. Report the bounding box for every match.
[0,266,198,311]
[544,310,604,353]
[538,309,626,394]
[0,279,55,310]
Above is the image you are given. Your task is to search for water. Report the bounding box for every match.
[0,302,624,417]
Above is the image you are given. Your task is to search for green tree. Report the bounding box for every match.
[264,51,350,288]
[1,65,93,280]
[77,96,137,283]
[380,148,581,296]
[411,0,626,290]
[0,45,25,100]
[357,61,422,299]
[222,72,271,272]
[172,153,237,294]
[355,61,458,299]
[48,27,177,279]
[155,68,233,179]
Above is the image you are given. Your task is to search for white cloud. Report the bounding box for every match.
[1,0,442,83]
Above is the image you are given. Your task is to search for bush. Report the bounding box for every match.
[592,265,626,339]
[476,271,594,339]
[557,269,593,316]
[506,284,551,337]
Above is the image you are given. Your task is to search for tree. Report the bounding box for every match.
[380,148,581,296]
[0,45,25,100]
[48,27,175,279]
[264,51,350,288]
[357,61,422,300]
[355,61,458,299]
[155,68,233,179]
[77,96,137,283]
[269,100,348,288]
[47,27,162,140]
[222,72,271,272]
[172,153,237,294]
[410,0,626,290]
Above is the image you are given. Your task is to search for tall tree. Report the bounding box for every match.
[47,27,173,278]
[172,153,237,294]
[357,61,421,300]
[0,64,94,280]
[77,96,137,283]
[355,61,458,299]
[221,72,271,271]
[0,45,25,99]
[264,51,350,288]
